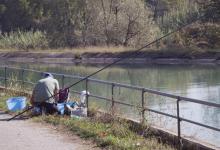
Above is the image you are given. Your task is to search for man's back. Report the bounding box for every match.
[32,77,59,103]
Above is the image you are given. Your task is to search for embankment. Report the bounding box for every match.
[1,50,220,65]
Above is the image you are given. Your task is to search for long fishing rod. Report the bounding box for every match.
[66,16,204,89]
[8,14,205,121]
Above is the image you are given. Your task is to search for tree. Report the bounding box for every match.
[34,0,85,47]
[0,0,33,32]
[204,0,220,22]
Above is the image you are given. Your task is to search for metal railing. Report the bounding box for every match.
[0,66,220,147]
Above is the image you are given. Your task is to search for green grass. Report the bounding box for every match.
[0,92,9,111]
[33,115,175,150]
[0,90,175,149]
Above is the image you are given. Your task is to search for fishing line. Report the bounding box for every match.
[66,15,205,89]
[7,12,209,121]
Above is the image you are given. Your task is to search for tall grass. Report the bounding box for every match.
[0,30,48,50]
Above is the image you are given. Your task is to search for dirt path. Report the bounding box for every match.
[0,111,100,150]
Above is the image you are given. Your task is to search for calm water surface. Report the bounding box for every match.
[1,61,220,147]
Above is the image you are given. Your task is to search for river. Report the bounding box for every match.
[1,61,220,148]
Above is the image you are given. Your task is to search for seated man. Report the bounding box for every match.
[30,72,59,114]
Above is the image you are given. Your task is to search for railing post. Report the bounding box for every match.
[4,67,7,88]
[141,89,145,124]
[62,75,65,89]
[177,97,182,149]
[85,78,89,109]
[21,69,24,89]
[111,83,115,115]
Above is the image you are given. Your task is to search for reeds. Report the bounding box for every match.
[0,30,48,50]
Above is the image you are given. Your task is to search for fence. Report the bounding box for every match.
[0,66,220,148]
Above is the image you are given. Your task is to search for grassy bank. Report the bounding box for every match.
[0,92,9,111]
[0,90,175,150]
[33,115,175,150]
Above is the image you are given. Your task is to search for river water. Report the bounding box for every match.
[1,61,220,148]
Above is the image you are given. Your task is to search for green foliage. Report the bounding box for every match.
[203,0,220,22]
[0,0,33,32]
[0,0,219,49]
[157,0,201,33]
[43,0,84,47]
[0,30,48,50]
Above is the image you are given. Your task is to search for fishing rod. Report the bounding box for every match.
[65,16,205,89]
[7,14,205,121]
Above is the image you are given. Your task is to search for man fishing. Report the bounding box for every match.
[30,72,59,114]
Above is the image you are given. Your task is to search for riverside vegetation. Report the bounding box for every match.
[0,89,176,150]
[0,0,219,52]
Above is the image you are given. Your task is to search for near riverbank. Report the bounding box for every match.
[1,49,220,65]
[0,89,175,150]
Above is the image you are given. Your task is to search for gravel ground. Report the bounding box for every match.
[0,111,100,150]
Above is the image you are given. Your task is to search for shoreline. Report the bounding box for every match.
[1,51,220,65]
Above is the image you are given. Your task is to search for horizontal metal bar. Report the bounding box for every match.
[54,73,88,81]
[88,78,144,90]
[179,96,220,108]
[87,93,137,107]
[1,66,220,137]
[114,100,136,107]
[181,117,220,132]
[63,74,84,79]
[88,79,220,107]
[89,93,112,102]
[145,108,178,119]
[145,108,220,132]
[143,88,179,99]
[2,67,220,112]
[24,81,36,85]
[71,90,81,95]
[7,79,35,85]
[88,78,112,85]
[3,66,42,74]
[88,78,180,99]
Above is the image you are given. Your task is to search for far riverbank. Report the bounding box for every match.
[1,50,220,65]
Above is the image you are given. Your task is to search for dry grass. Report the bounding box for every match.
[33,114,176,150]
[0,46,131,54]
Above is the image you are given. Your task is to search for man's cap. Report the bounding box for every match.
[43,72,54,78]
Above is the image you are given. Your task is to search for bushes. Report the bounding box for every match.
[0,0,161,48]
[0,30,48,50]
[0,0,218,50]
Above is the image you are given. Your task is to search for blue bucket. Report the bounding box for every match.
[57,103,65,115]
[6,97,27,112]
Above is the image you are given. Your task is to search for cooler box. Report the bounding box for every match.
[6,97,27,112]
